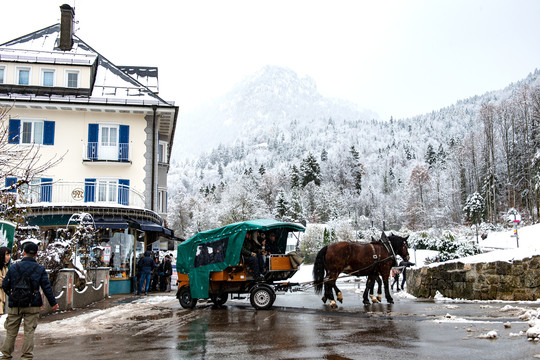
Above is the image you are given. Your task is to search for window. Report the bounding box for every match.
[97,179,118,203]
[194,238,229,268]
[0,66,4,84]
[17,67,30,85]
[42,69,55,87]
[66,70,79,88]
[87,124,129,161]
[158,141,168,163]
[21,119,44,144]
[85,178,129,205]
[158,189,167,213]
[8,119,55,145]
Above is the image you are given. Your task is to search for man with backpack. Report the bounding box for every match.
[0,242,59,359]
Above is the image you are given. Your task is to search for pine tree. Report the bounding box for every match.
[291,165,300,188]
[300,153,322,187]
[321,148,328,162]
[425,144,437,169]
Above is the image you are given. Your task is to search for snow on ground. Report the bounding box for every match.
[442,223,540,266]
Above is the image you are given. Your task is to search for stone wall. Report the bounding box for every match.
[41,267,110,315]
[407,255,540,301]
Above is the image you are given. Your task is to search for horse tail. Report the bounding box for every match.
[313,246,328,295]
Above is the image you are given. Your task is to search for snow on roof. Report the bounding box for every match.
[118,66,159,94]
[0,24,174,107]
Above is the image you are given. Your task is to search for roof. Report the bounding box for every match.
[0,23,178,147]
[0,24,174,108]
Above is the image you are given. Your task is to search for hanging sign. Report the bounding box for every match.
[0,220,16,250]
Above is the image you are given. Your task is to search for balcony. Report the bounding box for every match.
[82,142,132,164]
[14,181,145,208]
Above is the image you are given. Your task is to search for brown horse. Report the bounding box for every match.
[313,232,410,307]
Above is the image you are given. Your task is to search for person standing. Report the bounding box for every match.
[399,260,415,290]
[150,256,160,292]
[1,242,59,359]
[137,251,155,295]
[163,255,172,292]
[0,247,11,315]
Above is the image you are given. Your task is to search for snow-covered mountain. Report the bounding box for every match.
[168,66,540,238]
[172,65,376,159]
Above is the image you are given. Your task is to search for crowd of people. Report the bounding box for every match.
[135,251,174,295]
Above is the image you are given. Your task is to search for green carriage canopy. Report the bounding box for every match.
[176,219,305,298]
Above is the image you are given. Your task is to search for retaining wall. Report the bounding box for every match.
[40,267,110,315]
[407,255,540,301]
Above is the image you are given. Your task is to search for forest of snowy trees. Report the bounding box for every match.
[167,66,540,241]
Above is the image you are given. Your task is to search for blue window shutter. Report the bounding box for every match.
[87,124,99,160]
[118,179,129,205]
[84,178,96,202]
[8,119,20,144]
[5,177,17,193]
[119,125,129,161]
[40,178,53,202]
[43,121,55,145]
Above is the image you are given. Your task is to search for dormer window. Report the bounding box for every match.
[66,70,79,88]
[17,67,31,85]
[42,69,55,87]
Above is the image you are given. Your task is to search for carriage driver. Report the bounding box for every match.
[241,231,265,281]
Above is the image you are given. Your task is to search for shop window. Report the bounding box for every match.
[194,237,228,268]
[108,232,135,278]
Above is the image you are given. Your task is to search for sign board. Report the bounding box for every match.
[0,220,16,250]
[103,245,112,263]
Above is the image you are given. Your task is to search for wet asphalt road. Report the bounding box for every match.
[13,282,540,359]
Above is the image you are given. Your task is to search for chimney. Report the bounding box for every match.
[59,4,75,51]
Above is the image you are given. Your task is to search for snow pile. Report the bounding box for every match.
[477,330,498,339]
[519,308,540,341]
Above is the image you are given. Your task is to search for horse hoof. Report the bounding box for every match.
[377,295,382,302]
[370,296,379,304]
[388,299,394,304]
[363,301,371,306]
[337,292,343,303]
[321,296,327,303]
[330,300,337,308]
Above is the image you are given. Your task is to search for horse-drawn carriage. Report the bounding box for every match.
[175,219,305,310]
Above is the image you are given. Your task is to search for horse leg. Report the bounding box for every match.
[324,280,338,308]
[333,283,343,303]
[376,276,382,302]
[363,276,374,305]
[382,273,394,304]
[368,278,378,303]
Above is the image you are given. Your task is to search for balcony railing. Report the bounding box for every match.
[13,181,145,208]
[82,142,131,163]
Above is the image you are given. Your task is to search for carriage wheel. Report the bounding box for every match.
[250,285,275,310]
[210,292,228,306]
[178,286,198,309]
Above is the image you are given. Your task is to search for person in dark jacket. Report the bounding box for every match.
[137,251,155,295]
[162,255,172,292]
[241,231,265,281]
[150,256,160,292]
[399,260,415,290]
[1,242,59,359]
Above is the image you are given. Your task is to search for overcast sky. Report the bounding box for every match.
[1,1,540,121]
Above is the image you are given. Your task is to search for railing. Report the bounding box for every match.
[82,142,131,162]
[13,181,145,208]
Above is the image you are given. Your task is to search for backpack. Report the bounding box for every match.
[10,263,39,307]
